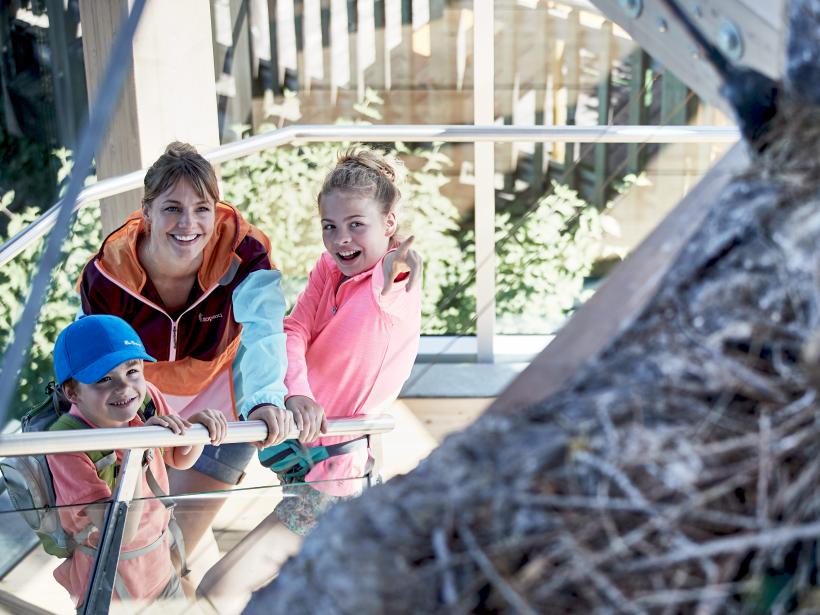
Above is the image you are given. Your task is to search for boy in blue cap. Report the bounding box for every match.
[46,315,227,608]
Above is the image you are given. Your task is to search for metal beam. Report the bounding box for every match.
[589,0,785,112]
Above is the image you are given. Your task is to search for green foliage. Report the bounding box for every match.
[0,105,59,216]
[0,151,101,414]
[435,181,611,335]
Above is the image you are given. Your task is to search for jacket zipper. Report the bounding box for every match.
[332,275,351,315]
[94,262,219,362]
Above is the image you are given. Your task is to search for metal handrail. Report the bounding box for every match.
[0,415,394,457]
[0,123,739,268]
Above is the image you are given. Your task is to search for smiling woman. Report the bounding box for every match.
[74,142,295,562]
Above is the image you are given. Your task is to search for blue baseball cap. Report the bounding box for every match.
[53,315,156,385]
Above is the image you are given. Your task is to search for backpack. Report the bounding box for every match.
[0,382,187,572]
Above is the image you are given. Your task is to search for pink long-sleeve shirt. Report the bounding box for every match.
[284,250,421,495]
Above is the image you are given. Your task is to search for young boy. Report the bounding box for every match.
[46,315,227,608]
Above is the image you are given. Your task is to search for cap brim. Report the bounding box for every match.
[71,350,157,385]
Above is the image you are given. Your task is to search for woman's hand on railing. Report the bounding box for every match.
[246,405,293,448]
[285,395,327,443]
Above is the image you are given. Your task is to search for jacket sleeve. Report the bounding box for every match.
[282,255,328,401]
[79,262,111,315]
[232,268,289,418]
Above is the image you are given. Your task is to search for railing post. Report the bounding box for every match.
[473,0,495,363]
[81,448,146,614]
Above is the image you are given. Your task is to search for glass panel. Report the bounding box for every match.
[492,0,734,336]
[113,459,369,614]
[494,162,732,336]
[0,496,112,614]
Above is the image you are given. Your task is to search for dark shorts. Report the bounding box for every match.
[191,442,256,485]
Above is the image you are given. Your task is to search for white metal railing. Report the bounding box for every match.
[0,415,394,457]
[0,124,739,269]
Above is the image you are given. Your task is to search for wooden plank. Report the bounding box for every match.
[588,0,784,112]
[660,70,690,125]
[626,48,648,174]
[275,0,298,91]
[384,0,402,90]
[329,0,351,102]
[302,0,324,90]
[593,20,613,206]
[562,9,580,189]
[213,0,254,141]
[356,0,376,99]
[489,143,748,415]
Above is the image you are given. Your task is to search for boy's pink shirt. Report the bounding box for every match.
[284,251,421,495]
[46,382,175,606]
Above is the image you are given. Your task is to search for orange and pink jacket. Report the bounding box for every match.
[285,251,421,495]
[78,203,287,420]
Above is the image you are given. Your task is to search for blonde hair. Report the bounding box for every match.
[318,147,404,215]
[143,142,219,207]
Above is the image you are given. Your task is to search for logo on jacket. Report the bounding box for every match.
[198,312,223,323]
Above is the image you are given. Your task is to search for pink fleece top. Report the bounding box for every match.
[46,382,174,606]
[284,250,421,495]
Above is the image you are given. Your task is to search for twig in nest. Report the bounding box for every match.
[431,528,458,606]
[623,520,820,572]
[756,412,772,527]
[456,523,538,615]
[561,533,649,615]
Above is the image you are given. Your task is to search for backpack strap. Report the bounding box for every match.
[141,451,189,577]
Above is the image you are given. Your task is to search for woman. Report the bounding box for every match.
[78,142,293,557]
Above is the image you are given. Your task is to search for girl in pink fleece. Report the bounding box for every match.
[198,148,422,612]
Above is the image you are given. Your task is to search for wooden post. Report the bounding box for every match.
[213,0,254,142]
[562,9,580,190]
[660,71,690,125]
[45,0,86,149]
[593,20,613,206]
[79,0,219,235]
[626,48,648,175]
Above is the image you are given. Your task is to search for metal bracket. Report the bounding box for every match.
[619,0,642,18]
[718,18,744,61]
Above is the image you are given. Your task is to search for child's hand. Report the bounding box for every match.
[247,404,294,448]
[285,395,327,443]
[382,235,422,295]
[145,414,193,454]
[188,409,228,446]
[146,414,191,435]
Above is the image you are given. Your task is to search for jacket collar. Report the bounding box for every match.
[95,201,250,295]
